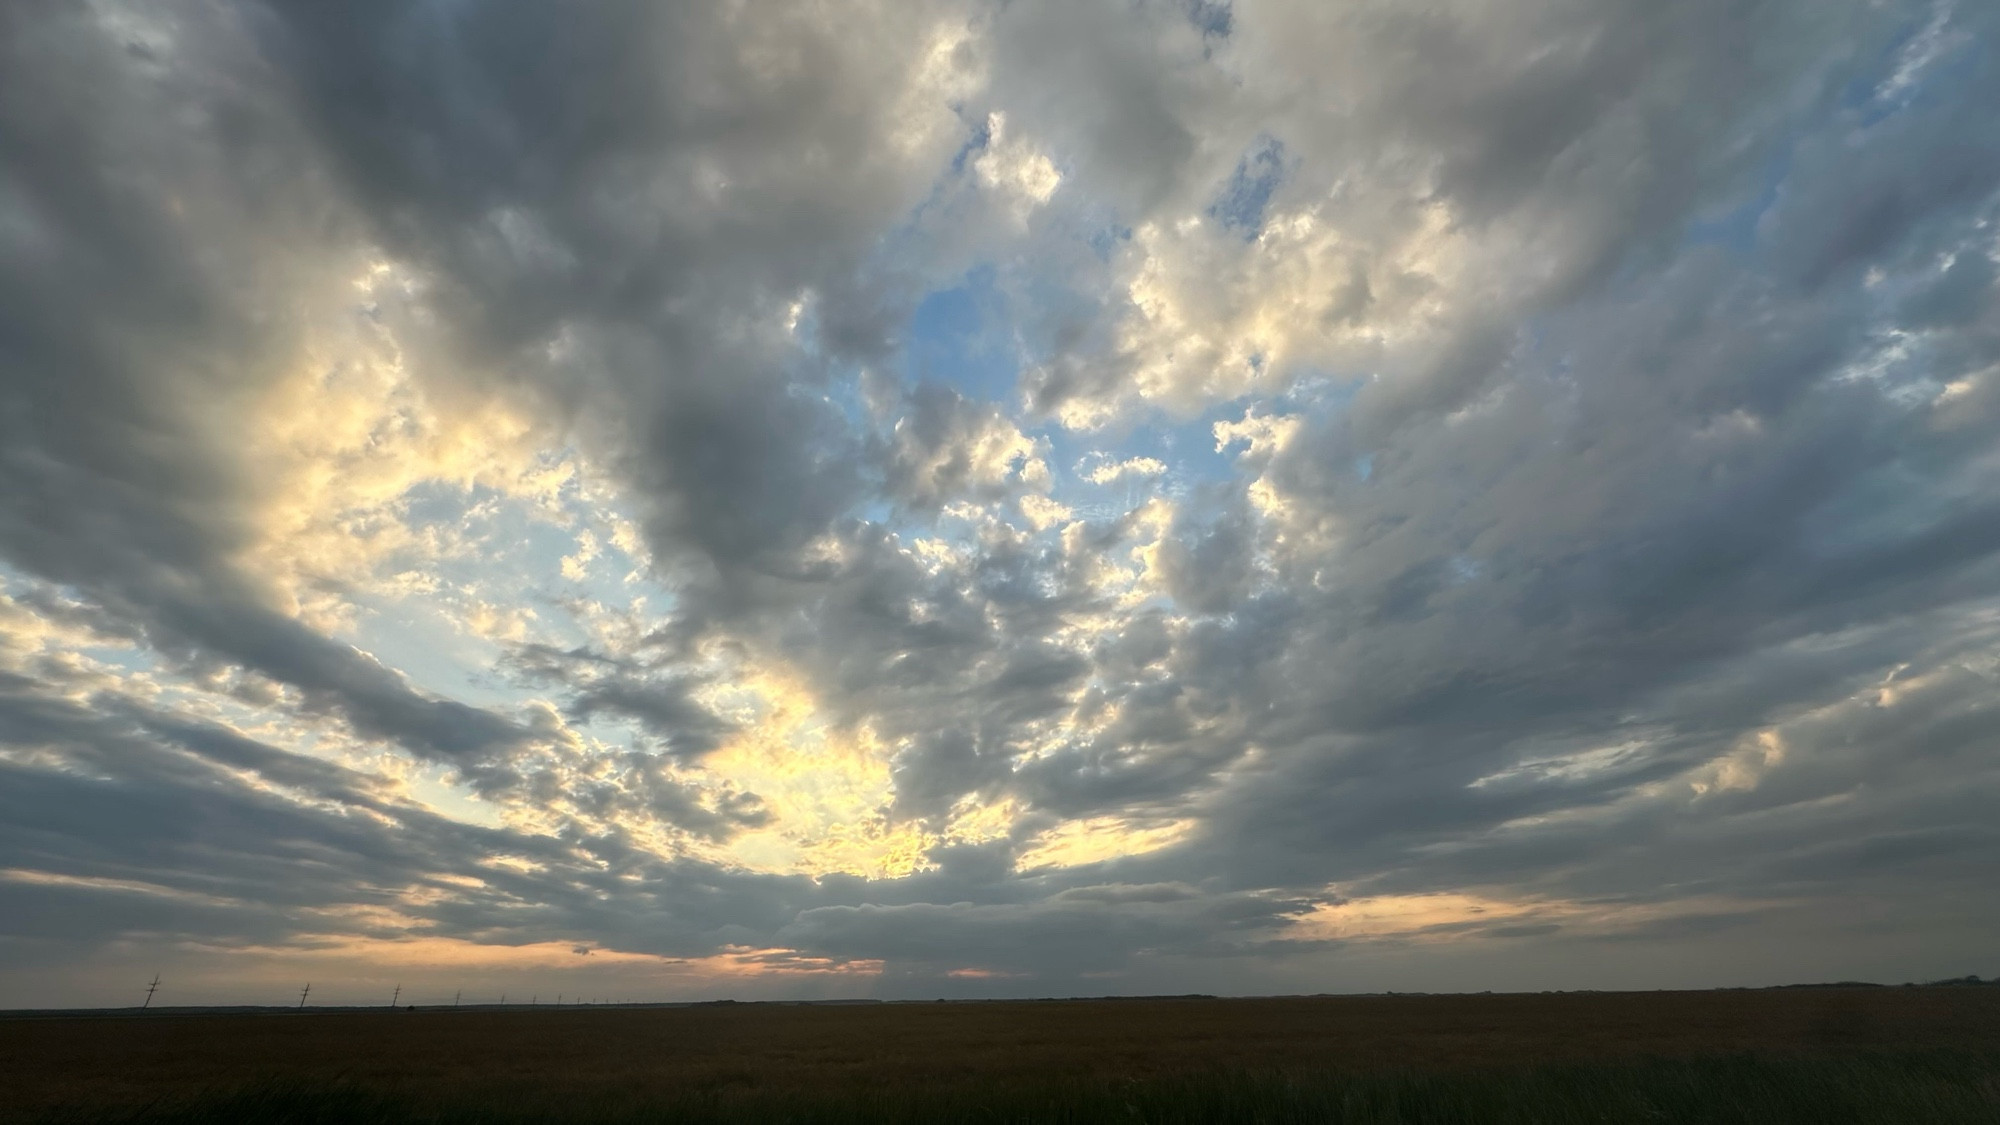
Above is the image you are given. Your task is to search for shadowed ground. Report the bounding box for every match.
[6,988,1999,1122]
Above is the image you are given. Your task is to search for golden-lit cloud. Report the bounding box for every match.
[237,263,580,632]
[698,671,934,878]
[1017,816,1194,870]
[1291,891,1775,945]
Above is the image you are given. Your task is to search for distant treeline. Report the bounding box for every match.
[1770,976,1998,990]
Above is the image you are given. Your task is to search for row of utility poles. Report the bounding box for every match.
[136,976,633,1009]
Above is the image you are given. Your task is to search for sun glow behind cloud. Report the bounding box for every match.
[698,673,933,878]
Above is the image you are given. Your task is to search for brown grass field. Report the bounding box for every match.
[5,987,2000,1122]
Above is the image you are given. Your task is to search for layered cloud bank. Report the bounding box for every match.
[2,0,1997,1006]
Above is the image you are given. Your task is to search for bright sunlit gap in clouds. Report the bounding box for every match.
[2,0,1998,1008]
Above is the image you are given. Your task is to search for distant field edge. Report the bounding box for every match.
[8,980,1998,1020]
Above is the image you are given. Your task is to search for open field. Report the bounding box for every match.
[7,987,2000,1122]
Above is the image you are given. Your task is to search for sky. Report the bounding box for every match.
[1,0,1997,1009]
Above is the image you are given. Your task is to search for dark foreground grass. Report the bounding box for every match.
[49,1052,2000,1125]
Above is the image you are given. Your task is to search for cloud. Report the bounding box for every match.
[0,1,540,784]
[3,0,2000,1005]
[1079,455,1169,485]
[972,111,1063,222]
[881,382,1054,511]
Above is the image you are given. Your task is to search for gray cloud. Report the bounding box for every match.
[0,1,537,781]
[4,0,2000,1005]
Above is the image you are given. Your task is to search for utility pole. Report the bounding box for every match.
[142,974,160,1010]
[298,983,310,1010]
[390,984,401,1008]
[500,993,507,1006]
[454,990,461,1008]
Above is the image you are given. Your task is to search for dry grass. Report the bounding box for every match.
[5,987,1999,1122]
